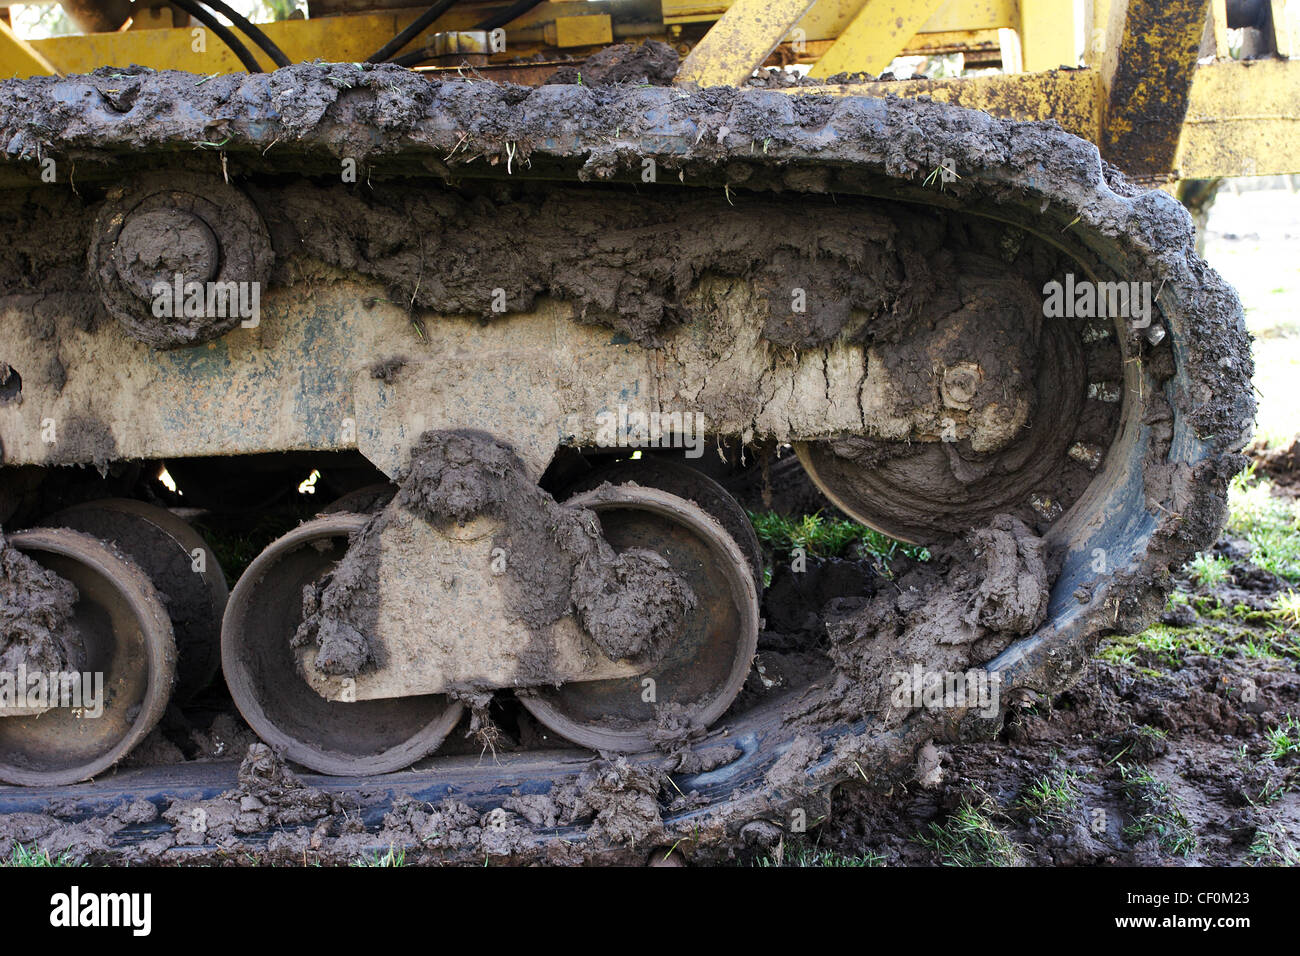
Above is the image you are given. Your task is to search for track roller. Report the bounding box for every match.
[42,498,228,702]
[0,527,176,786]
[221,514,464,775]
[520,485,760,752]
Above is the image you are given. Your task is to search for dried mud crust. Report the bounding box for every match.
[0,69,1255,859]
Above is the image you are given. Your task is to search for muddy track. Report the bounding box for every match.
[0,66,1255,863]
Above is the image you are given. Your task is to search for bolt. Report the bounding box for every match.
[940,362,983,410]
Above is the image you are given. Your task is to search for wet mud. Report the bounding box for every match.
[0,535,80,676]
[822,514,1054,727]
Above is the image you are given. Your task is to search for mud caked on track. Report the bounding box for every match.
[0,64,1255,863]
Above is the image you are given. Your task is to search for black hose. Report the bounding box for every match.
[389,48,440,69]
[170,0,263,73]
[475,0,544,31]
[199,0,292,68]
[366,0,460,63]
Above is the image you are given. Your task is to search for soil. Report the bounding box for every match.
[821,513,1054,728]
[1251,436,1300,494]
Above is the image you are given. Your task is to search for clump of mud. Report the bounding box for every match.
[0,533,80,675]
[164,744,344,848]
[507,756,673,846]
[295,430,695,679]
[824,514,1054,725]
[548,41,679,86]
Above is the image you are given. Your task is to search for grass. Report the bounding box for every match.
[1101,612,1300,672]
[192,500,320,588]
[1248,821,1299,866]
[350,845,406,867]
[748,510,930,564]
[1017,768,1082,832]
[1186,552,1232,589]
[1265,715,1300,761]
[3,844,82,867]
[756,841,886,867]
[1274,590,1300,627]
[1118,764,1197,857]
[1099,624,1227,671]
[1223,469,1300,583]
[917,792,1023,866]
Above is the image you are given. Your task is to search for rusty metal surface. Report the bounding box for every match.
[1101,0,1213,179]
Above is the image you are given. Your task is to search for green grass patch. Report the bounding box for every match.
[350,845,407,867]
[1186,552,1232,589]
[1224,469,1300,582]
[755,841,886,867]
[1017,767,1082,832]
[1118,765,1197,857]
[2,844,82,867]
[1248,821,1299,866]
[1100,617,1299,671]
[1265,715,1300,761]
[917,792,1023,866]
[748,510,929,563]
[1273,590,1300,627]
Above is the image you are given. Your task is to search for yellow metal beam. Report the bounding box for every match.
[0,19,59,78]
[1177,58,1300,178]
[550,14,613,48]
[1101,0,1211,178]
[26,14,416,74]
[808,0,947,78]
[919,0,1017,32]
[675,0,819,86]
[1019,0,1076,72]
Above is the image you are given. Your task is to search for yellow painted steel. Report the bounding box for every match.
[808,0,948,78]
[920,0,1017,31]
[676,0,819,86]
[1176,58,1300,178]
[1018,0,1076,72]
[551,14,613,48]
[16,14,413,75]
[0,19,58,77]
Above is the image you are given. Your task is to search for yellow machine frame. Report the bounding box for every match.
[0,0,1296,180]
